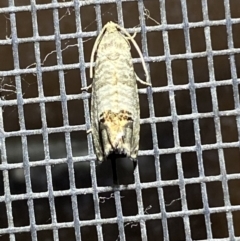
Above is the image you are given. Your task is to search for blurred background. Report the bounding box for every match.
[0,0,240,240]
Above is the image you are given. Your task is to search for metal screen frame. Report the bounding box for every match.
[0,0,240,240]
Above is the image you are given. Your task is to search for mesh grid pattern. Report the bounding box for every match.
[0,0,240,240]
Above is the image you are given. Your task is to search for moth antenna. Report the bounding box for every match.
[126,31,137,40]
[135,74,151,86]
[116,24,150,85]
[90,23,109,78]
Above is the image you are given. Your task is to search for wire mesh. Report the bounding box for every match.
[0,0,240,240]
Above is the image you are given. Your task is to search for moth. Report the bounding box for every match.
[84,21,150,170]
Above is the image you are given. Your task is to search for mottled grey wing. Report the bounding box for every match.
[130,76,140,161]
[91,81,104,162]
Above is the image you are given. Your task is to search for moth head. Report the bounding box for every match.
[105,21,118,33]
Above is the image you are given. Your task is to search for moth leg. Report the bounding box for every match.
[135,74,152,86]
[81,84,92,91]
[86,128,92,134]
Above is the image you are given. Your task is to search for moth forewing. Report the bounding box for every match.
[89,21,150,163]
